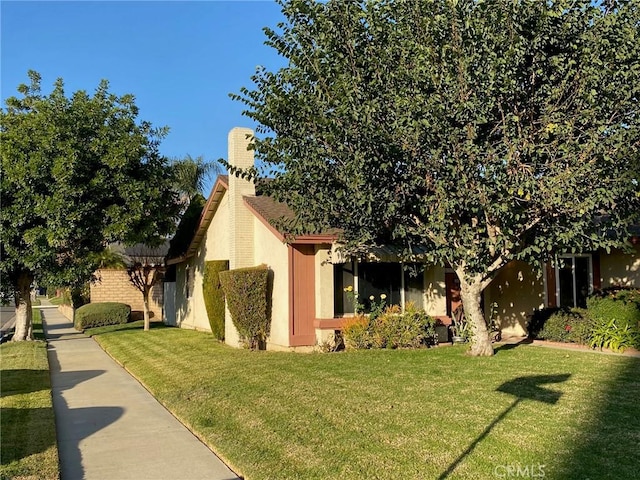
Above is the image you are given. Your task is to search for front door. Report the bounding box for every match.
[289,244,316,346]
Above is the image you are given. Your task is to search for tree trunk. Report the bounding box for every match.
[143,286,151,332]
[13,272,34,342]
[455,268,494,356]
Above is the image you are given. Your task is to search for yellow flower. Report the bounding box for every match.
[369,295,375,301]
[380,294,387,300]
[344,285,353,293]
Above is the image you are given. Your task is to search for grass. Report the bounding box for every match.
[91,326,640,480]
[84,320,164,336]
[47,296,63,306]
[0,308,59,480]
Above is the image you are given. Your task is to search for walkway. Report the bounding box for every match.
[41,300,239,480]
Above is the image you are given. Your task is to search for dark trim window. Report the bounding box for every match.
[555,254,592,308]
[333,261,425,316]
[185,264,192,300]
[334,261,356,315]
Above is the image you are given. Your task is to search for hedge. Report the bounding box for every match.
[75,302,131,331]
[219,265,271,349]
[203,260,229,340]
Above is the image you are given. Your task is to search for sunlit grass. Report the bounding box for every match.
[0,308,59,480]
[93,327,640,480]
[47,296,63,306]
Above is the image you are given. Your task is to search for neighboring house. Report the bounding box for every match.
[166,127,640,349]
[90,243,168,321]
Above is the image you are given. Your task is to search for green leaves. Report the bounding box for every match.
[236,0,639,282]
[0,72,180,296]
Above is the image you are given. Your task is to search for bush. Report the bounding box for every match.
[341,303,437,350]
[587,289,640,329]
[341,314,373,350]
[538,308,590,344]
[527,308,560,338]
[202,260,229,340]
[75,302,131,331]
[219,265,271,349]
[372,304,437,349]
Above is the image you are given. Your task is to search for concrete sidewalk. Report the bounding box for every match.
[42,306,239,480]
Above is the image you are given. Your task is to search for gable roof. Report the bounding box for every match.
[166,175,228,265]
[166,174,338,265]
[244,195,338,244]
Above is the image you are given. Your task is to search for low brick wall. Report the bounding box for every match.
[58,304,74,321]
[90,269,163,320]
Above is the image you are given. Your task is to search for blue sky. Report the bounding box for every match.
[1,0,286,193]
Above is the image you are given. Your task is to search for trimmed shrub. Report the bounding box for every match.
[219,265,271,349]
[538,308,590,343]
[203,260,229,340]
[372,304,437,348]
[75,302,131,331]
[527,307,560,338]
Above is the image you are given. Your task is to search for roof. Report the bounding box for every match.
[166,175,228,265]
[243,195,296,224]
[166,174,338,265]
[110,242,170,266]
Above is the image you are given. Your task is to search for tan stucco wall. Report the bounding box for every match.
[252,217,290,349]
[424,265,447,317]
[177,194,231,333]
[91,269,163,320]
[600,244,640,288]
[485,261,544,337]
[175,256,210,331]
[315,247,334,319]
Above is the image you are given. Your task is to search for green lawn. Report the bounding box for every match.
[47,296,63,306]
[1,308,59,480]
[91,325,640,480]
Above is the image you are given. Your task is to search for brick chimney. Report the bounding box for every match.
[228,127,255,270]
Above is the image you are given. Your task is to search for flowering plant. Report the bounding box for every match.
[343,286,388,319]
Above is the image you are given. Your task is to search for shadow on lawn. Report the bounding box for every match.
[438,374,571,480]
[553,357,640,479]
[1,369,49,397]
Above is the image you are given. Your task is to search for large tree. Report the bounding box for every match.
[1,71,179,341]
[234,0,640,355]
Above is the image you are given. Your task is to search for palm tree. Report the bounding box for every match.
[171,155,217,206]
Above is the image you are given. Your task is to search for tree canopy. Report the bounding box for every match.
[1,71,180,340]
[235,0,640,355]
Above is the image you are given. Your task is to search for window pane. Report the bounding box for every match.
[558,257,575,308]
[575,257,590,308]
[334,262,355,315]
[358,262,401,309]
[404,264,425,309]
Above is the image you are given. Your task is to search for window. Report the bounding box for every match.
[556,255,592,308]
[358,262,402,309]
[333,261,356,315]
[333,261,425,316]
[185,264,192,299]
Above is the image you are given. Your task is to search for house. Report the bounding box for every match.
[90,243,168,321]
[165,127,640,349]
